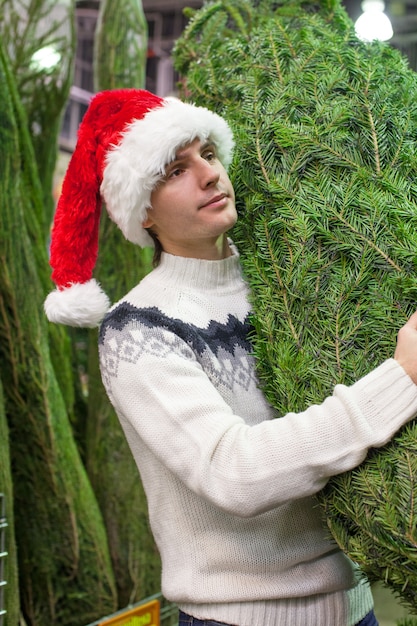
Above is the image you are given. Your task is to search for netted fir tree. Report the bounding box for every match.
[0,378,19,625]
[88,0,161,607]
[1,0,76,228]
[174,0,417,612]
[0,39,117,626]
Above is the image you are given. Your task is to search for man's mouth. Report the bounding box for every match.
[199,193,228,209]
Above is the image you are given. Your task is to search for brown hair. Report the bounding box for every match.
[145,229,163,267]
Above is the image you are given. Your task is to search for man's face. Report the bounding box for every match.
[143,138,237,259]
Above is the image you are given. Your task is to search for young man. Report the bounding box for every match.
[45,89,417,626]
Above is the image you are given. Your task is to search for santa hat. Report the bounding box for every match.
[44,88,234,328]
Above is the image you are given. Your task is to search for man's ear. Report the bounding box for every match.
[142,213,154,229]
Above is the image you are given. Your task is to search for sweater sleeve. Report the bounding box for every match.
[100,322,417,518]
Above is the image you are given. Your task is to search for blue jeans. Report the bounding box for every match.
[178,611,229,626]
[356,609,379,626]
[178,609,379,625]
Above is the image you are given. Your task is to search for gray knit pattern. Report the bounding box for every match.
[99,301,258,399]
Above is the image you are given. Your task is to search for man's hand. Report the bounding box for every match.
[394,310,417,385]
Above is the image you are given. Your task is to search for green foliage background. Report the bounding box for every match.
[0,379,18,625]
[0,0,157,624]
[174,0,417,612]
[0,34,117,624]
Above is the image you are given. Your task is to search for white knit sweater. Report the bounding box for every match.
[98,247,417,626]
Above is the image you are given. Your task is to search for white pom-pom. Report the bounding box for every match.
[44,279,111,327]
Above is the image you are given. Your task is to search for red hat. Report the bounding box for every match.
[44,88,234,327]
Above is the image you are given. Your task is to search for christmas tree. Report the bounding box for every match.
[174,0,417,611]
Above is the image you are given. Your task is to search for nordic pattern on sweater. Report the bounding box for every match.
[99,302,256,396]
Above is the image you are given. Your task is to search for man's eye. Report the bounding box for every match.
[204,151,216,161]
[168,167,182,178]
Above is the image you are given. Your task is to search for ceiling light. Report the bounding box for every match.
[30,45,61,72]
[355,0,394,42]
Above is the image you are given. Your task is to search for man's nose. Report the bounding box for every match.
[198,159,220,187]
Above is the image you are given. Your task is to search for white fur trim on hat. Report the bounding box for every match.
[44,279,111,328]
[101,98,235,247]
